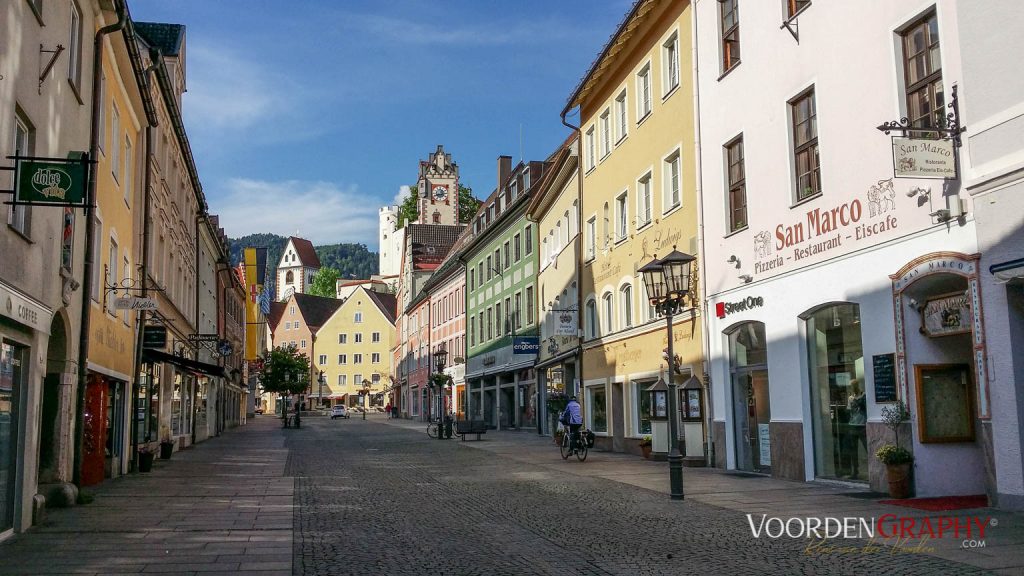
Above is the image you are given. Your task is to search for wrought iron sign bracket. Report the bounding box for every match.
[877,84,966,148]
[102,264,165,309]
[39,43,65,94]
[780,16,799,43]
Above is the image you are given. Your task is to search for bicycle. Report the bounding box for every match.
[559,426,588,461]
[426,416,454,439]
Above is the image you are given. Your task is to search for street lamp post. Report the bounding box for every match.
[638,246,696,501]
[360,379,370,420]
[432,346,452,440]
[318,371,325,409]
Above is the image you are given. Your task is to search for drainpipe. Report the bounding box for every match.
[191,212,202,445]
[691,9,715,468]
[560,106,582,435]
[130,59,159,469]
[74,0,126,489]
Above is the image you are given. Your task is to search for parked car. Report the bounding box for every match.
[330,406,349,419]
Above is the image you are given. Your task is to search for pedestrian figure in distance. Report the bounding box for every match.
[385,402,392,419]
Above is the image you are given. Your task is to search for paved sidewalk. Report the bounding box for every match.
[381,416,1024,574]
[0,416,292,575]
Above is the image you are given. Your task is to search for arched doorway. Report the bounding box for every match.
[726,322,771,473]
[891,253,989,498]
[39,313,69,485]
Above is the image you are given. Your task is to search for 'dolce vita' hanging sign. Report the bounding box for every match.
[15,159,87,206]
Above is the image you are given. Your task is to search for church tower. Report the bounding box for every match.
[414,145,459,226]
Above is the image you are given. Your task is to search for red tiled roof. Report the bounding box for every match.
[366,290,398,325]
[267,302,287,332]
[289,237,321,268]
[293,293,342,331]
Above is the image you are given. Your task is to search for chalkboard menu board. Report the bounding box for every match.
[873,353,897,403]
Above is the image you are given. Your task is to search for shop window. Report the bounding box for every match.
[586,385,608,433]
[633,380,653,436]
[805,303,866,481]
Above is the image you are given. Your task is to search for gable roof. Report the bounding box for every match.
[283,237,321,268]
[292,293,342,331]
[366,289,398,325]
[267,301,287,332]
[407,224,465,271]
[134,22,185,56]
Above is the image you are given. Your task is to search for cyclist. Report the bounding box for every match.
[562,395,583,454]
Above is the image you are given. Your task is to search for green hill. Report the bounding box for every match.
[228,233,379,289]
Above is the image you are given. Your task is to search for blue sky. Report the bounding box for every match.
[130,1,628,250]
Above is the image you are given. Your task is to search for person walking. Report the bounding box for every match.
[385,402,392,419]
[562,396,583,454]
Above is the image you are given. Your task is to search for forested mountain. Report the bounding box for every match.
[228,233,378,286]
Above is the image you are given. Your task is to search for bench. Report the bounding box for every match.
[454,420,488,441]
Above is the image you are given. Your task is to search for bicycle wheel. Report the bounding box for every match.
[427,422,438,438]
[559,433,571,459]
[576,437,588,461]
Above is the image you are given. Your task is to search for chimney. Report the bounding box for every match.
[497,155,512,189]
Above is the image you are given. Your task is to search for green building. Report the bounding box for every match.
[461,156,547,431]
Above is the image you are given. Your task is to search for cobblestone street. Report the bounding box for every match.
[1,415,1020,575]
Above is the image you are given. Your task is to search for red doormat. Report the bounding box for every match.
[879,494,989,511]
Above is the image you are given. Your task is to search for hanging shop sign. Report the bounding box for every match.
[921,291,971,338]
[142,325,167,349]
[13,158,88,206]
[187,333,220,343]
[554,310,577,336]
[113,297,157,310]
[513,337,540,355]
[892,137,956,179]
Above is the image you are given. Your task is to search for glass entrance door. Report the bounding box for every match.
[1,342,27,533]
[727,322,771,473]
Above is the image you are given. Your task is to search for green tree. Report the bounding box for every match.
[458,185,480,223]
[396,184,419,229]
[308,266,340,297]
[258,345,311,422]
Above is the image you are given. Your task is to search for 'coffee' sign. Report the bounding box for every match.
[715,296,764,319]
[16,160,87,206]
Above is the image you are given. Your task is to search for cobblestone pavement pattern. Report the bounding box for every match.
[291,418,993,576]
[0,415,1008,575]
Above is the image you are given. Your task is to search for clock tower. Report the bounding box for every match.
[415,145,459,226]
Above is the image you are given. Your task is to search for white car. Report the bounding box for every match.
[330,406,349,419]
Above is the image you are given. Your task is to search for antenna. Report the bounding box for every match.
[519,123,523,163]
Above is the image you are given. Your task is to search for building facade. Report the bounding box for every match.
[268,292,341,411]
[956,0,1024,509]
[569,0,705,457]
[527,137,581,436]
[696,1,989,497]
[423,245,468,419]
[314,286,396,409]
[462,158,546,431]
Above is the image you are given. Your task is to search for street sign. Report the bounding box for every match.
[113,297,157,310]
[142,325,167,349]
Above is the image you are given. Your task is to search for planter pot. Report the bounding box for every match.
[641,444,652,459]
[138,452,155,473]
[159,441,174,460]
[886,463,912,499]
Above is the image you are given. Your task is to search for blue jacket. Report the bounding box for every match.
[564,400,583,425]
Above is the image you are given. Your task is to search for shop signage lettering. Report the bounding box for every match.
[482,356,496,366]
[142,325,167,349]
[16,160,87,206]
[716,296,765,319]
[114,297,157,310]
[1,286,49,332]
[892,137,956,179]
[513,337,540,354]
[893,258,976,292]
[922,292,971,337]
[555,310,576,336]
[594,261,622,284]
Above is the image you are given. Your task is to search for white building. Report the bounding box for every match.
[697,1,992,500]
[378,205,404,278]
[275,236,320,301]
[956,0,1024,509]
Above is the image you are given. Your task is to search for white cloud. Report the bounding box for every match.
[393,184,412,206]
[183,44,308,133]
[209,178,379,248]
[345,14,579,46]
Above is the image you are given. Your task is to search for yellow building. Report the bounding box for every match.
[81,15,153,486]
[563,0,705,459]
[314,286,397,409]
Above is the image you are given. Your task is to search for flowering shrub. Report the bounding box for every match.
[546,391,569,415]
[639,435,652,447]
[876,444,913,465]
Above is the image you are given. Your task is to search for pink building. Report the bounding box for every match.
[424,241,468,418]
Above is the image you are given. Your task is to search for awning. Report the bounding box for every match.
[991,257,1024,283]
[142,348,226,378]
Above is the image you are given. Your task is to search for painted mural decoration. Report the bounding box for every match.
[866,179,896,217]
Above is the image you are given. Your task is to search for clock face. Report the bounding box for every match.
[432,185,447,201]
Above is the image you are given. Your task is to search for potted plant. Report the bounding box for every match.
[138,444,157,473]
[875,400,913,498]
[553,427,565,446]
[639,435,653,459]
[159,437,174,460]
